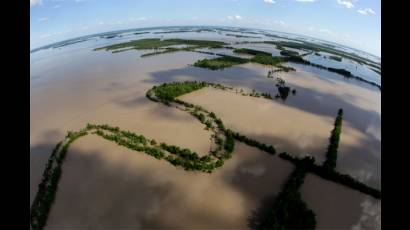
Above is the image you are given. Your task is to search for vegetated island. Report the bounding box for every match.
[262,40,380,72]
[94,38,380,90]
[31,81,381,230]
[94,38,227,55]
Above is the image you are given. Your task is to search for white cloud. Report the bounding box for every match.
[98,21,104,25]
[227,15,242,20]
[30,0,42,7]
[337,0,354,9]
[54,4,61,9]
[296,0,316,2]
[263,0,276,4]
[358,8,375,15]
[38,17,48,22]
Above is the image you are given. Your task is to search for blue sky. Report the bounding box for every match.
[30,0,381,56]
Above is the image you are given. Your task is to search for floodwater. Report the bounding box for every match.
[301,174,381,230]
[46,136,294,229]
[31,27,381,229]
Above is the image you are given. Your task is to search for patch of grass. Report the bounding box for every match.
[280,49,299,56]
[193,55,249,70]
[251,54,285,65]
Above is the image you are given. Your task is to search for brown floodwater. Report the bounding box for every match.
[45,135,294,229]
[31,32,380,229]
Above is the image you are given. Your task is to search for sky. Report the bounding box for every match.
[30,0,381,56]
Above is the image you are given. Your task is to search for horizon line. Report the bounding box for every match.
[30,24,381,59]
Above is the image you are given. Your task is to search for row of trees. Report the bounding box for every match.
[323,108,343,170]
[261,157,316,229]
[91,125,220,173]
[146,83,381,200]
[278,152,381,199]
[31,130,88,230]
[229,129,276,155]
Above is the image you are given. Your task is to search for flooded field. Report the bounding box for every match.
[45,136,294,229]
[31,26,381,229]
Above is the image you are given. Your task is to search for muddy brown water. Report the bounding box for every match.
[31,37,380,229]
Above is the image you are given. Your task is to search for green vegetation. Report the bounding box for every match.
[263,40,380,70]
[147,81,208,102]
[233,48,272,56]
[251,55,285,65]
[229,129,276,155]
[323,109,343,170]
[279,54,381,90]
[274,77,295,101]
[32,81,380,230]
[279,152,381,199]
[280,49,299,56]
[193,55,249,70]
[261,157,316,230]
[94,38,227,52]
[194,49,289,70]
[30,130,88,230]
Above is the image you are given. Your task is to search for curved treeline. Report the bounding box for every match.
[323,109,343,170]
[31,81,380,230]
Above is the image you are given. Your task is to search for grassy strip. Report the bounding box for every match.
[233,48,272,56]
[193,55,249,70]
[261,157,316,229]
[194,48,287,70]
[251,55,285,65]
[279,152,381,199]
[323,109,343,170]
[140,48,183,57]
